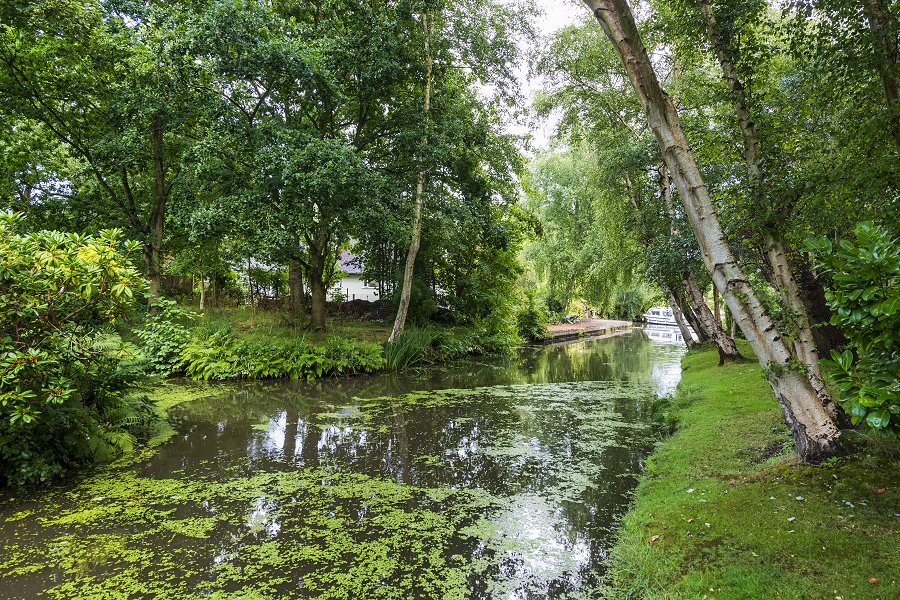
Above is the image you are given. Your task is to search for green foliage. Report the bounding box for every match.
[806,222,900,432]
[0,211,151,485]
[468,305,522,354]
[515,293,548,342]
[384,326,439,371]
[383,322,517,371]
[135,298,196,375]
[180,331,384,382]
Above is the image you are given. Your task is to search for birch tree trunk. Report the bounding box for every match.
[660,162,739,359]
[390,12,433,343]
[699,0,839,414]
[675,285,710,342]
[663,283,696,348]
[713,285,721,325]
[685,271,740,364]
[581,0,841,461]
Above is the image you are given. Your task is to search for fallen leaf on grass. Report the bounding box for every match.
[875,487,886,494]
[868,578,880,584]
[648,535,660,543]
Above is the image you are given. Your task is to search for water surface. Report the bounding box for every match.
[0,330,684,599]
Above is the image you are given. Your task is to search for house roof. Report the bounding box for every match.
[339,250,363,275]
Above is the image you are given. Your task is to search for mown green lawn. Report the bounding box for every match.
[605,343,899,600]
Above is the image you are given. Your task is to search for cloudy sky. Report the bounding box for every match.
[533,0,583,37]
[511,0,585,149]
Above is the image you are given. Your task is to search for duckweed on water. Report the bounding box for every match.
[2,467,499,598]
[1,332,684,599]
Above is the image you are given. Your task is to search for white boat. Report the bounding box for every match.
[643,306,677,326]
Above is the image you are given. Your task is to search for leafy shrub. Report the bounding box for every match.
[515,294,548,342]
[135,298,196,375]
[180,331,384,381]
[431,328,477,361]
[469,305,522,354]
[806,222,899,433]
[0,212,150,485]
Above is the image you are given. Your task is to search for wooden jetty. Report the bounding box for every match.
[542,318,633,343]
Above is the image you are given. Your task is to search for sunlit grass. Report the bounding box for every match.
[604,342,900,599]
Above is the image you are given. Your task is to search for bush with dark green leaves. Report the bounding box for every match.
[0,212,152,485]
[515,293,548,342]
[806,222,899,433]
[135,298,196,375]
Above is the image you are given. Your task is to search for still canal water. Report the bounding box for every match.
[0,330,685,599]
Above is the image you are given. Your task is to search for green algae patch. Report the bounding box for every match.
[0,332,678,598]
[0,378,655,598]
[0,465,501,599]
[145,381,232,447]
[5,509,33,522]
[161,517,222,539]
[604,342,900,599]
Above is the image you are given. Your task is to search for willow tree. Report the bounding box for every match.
[533,18,739,358]
[579,0,841,461]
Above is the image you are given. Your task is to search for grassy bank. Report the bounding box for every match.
[137,304,517,382]
[605,344,900,599]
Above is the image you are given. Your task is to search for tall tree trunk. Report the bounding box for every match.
[862,0,900,153]
[199,273,206,311]
[627,171,701,350]
[700,0,839,413]
[713,285,721,326]
[247,257,254,306]
[288,257,305,321]
[793,256,846,358]
[582,0,841,461]
[147,113,167,308]
[307,230,328,330]
[661,282,696,348]
[685,272,741,364]
[390,12,433,343]
[660,160,738,359]
[212,275,220,308]
[309,274,326,330]
[672,284,709,341]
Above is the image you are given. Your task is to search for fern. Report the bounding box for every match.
[178,331,384,381]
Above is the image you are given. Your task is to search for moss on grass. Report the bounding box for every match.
[605,342,900,600]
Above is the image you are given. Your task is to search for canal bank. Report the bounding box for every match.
[603,343,900,599]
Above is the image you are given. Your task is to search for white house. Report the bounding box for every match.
[328,250,379,302]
